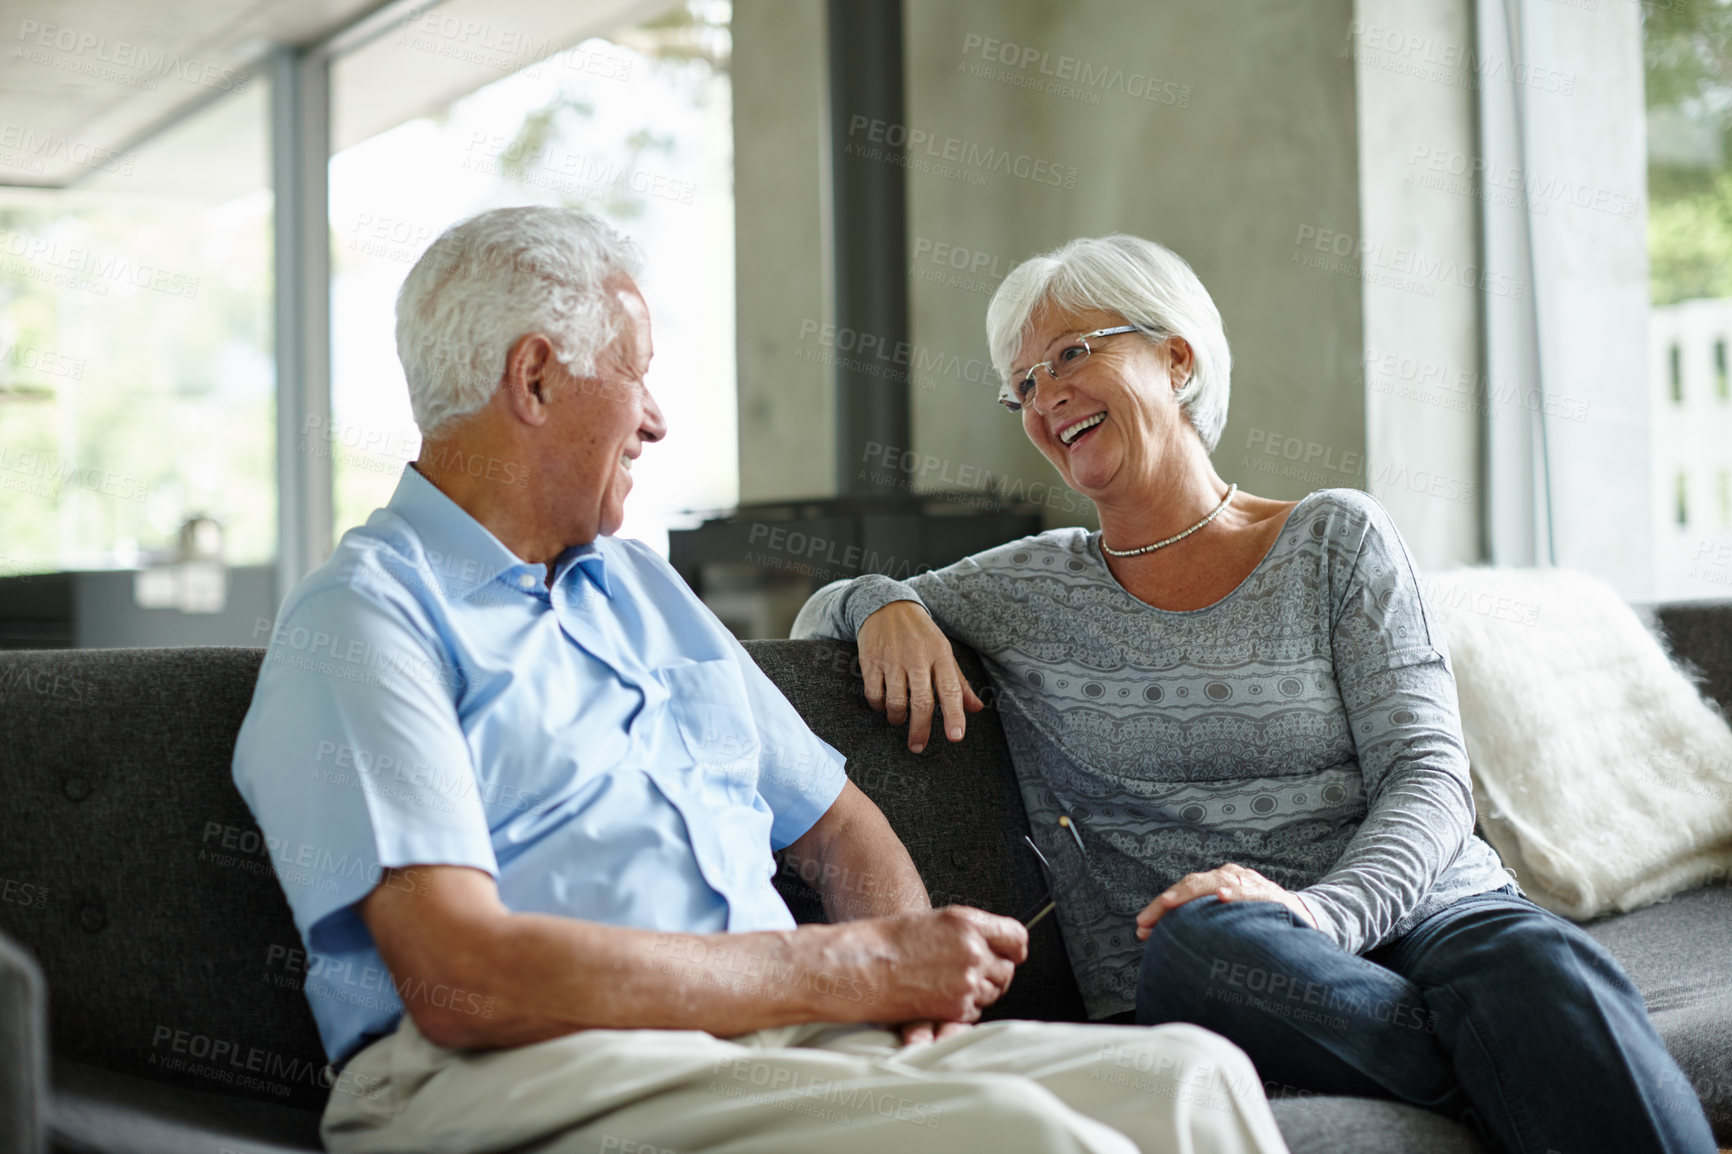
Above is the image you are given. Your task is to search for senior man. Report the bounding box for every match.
[232,206,1289,1154]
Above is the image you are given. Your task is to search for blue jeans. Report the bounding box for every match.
[1135,889,1716,1154]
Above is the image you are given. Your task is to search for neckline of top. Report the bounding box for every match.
[1085,491,1320,616]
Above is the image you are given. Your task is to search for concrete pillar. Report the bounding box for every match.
[1353,0,1483,567]
[731,0,833,503]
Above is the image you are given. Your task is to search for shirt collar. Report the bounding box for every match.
[553,543,613,598]
[385,464,612,601]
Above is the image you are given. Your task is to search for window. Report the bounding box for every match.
[0,84,274,575]
[324,3,735,557]
[1647,5,1732,597]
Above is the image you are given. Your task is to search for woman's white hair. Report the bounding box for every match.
[395,206,643,436]
[985,234,1232,453]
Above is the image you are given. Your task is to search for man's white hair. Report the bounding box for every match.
[985,234,1232,453]
[395,205,643,436]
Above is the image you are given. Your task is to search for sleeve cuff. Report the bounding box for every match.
[843,576,929,637]
[768,744,849,849]
[1294,887,1346,948]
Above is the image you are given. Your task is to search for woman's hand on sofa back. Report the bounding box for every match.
[858,600,987,753]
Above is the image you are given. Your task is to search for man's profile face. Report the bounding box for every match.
[544,280,665,543]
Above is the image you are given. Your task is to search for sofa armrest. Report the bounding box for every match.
[0,927,47,1154]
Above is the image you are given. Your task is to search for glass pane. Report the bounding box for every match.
[327,1,735,557]
[1646,3,1732,597]
[0,83,274,575]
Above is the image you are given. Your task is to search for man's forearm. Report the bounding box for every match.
[804,812,930,921]
[781,781,931,922]
[375,785,943,1051]
[415,910,893,1050]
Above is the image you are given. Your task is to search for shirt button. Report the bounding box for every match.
[518,573,535,589]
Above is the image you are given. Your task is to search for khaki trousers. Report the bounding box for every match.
[321,1015,1290,1154]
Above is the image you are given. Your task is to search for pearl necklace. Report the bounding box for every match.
[1101,484,1237,558]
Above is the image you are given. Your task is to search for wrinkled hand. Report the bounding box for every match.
[1134,862,1318,941]
[858,601,986,753]
[863,906,1026,1025]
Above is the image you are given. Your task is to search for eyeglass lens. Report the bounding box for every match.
[1007,339,1092,411]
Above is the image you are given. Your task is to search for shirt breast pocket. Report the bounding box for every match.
[656,658,762,791]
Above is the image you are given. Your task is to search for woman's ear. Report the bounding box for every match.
[1165,336,1196,391]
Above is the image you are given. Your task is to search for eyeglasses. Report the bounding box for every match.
[999,325,1146,413]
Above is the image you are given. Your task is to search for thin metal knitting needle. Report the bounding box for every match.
[1060,814,1086,855]
[1022,835,1056,928]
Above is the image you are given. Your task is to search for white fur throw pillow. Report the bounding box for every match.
[1427,568,1732,919]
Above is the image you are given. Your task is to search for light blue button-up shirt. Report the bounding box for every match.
[232,465,848,1064]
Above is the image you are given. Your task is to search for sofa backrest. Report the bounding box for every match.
[0,637,1084,1113]
[745,639,1086,1023]
[0,647,331,1112]
[1654,603,1732,714]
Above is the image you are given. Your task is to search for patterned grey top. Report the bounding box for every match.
[792,488,1511,1019]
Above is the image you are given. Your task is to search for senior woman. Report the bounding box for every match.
[792,235,1714,1154]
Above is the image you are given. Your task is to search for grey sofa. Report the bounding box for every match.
[1,604,1730,1154]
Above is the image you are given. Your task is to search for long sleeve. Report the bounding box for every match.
[791,574,930,641]
[789,544,1018,646]
[1297,500,1480,955]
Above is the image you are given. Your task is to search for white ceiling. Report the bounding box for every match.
[0,0,379,188]
[331,0,674,155]
[0,0,679,197]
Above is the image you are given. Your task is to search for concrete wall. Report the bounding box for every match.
[734,0,1367,522]
[1351,0,1651,584]
[1353,0,1484,568]
[1504,0,1650,595]
[731,0,832,503]
[904,0,1366,528]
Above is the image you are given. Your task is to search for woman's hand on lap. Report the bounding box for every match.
[1134,862,1319,940]
[857,601,986,753]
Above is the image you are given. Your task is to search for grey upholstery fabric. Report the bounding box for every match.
[51,1060,322,1154]
[1585,884,1732,1141]
[0,928,47,1154]
[1268,1097,1484,1154]
[2,606,1730,1153]
[0,648,330,1118]
[747,638,1089,1024]
[1656,600,1732,716]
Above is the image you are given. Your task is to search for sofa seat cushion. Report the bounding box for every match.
[1270,1096,1483,1154]
[51,1059,321,1153]
[1586,883,1732,1141]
